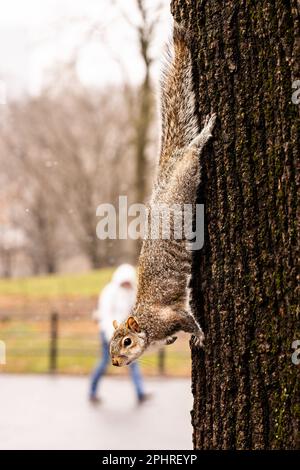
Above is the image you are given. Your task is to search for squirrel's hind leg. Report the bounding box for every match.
[189,113,216,151]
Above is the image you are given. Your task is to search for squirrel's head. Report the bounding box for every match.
[110,316,147,367]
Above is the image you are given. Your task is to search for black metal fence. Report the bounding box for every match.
[0,312,170,375]
[47,312,166,375]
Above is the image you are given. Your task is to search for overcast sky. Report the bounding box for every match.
[0,0,172,100]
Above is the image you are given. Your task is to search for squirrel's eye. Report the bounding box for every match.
[124,337,132,347]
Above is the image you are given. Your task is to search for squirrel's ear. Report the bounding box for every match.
[113,320,119,330]
[126,316,141,333]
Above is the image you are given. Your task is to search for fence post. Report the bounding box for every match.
[158,347,165,375]
[49,312,58,373]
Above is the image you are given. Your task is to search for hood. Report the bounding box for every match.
[112,264,136,287]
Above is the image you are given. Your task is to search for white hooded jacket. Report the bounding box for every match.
[94,264,136,342]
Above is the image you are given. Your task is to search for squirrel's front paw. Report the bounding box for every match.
[192,330,205,348]
[165,336,177,346]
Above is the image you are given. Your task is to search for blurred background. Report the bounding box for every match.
[0,0,192,449]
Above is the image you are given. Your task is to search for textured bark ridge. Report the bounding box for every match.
[171,0,300,450]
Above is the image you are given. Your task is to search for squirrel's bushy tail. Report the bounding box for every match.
[159,23,199,166]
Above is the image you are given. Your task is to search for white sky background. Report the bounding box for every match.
[0,0,172,100]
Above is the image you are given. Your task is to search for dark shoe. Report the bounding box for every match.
[137,393,152,405]
[89,395,101,404]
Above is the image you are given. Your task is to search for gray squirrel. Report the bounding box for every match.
[110,23,216,367]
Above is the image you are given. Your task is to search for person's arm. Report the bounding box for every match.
[97,286,115,340]
[92,291,105,322]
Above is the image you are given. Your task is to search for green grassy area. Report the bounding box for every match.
[0,320,191,376]
[0,268,114,299]
[0,268,191,376]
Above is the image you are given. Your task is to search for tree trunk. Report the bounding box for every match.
[135,69,153,206]
[1,250,13,278]
[171,0,300,450]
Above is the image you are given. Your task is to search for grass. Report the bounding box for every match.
[0,268,192,376]
[0,319,191,376]
[0,268,114,299]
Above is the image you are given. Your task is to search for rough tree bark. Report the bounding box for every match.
[171,0,300,450]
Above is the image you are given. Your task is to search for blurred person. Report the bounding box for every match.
[89,264,151,404]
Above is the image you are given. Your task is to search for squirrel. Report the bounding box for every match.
[110,23,216,367]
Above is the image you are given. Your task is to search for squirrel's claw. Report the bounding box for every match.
[189,113,217,149]
[203,113,217,135]
[192,330,205,349]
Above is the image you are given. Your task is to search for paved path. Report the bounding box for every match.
[0,374,193,449]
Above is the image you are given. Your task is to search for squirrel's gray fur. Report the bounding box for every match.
[110,23,216,367]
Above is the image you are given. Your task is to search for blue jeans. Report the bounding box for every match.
[90,332,145,399]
